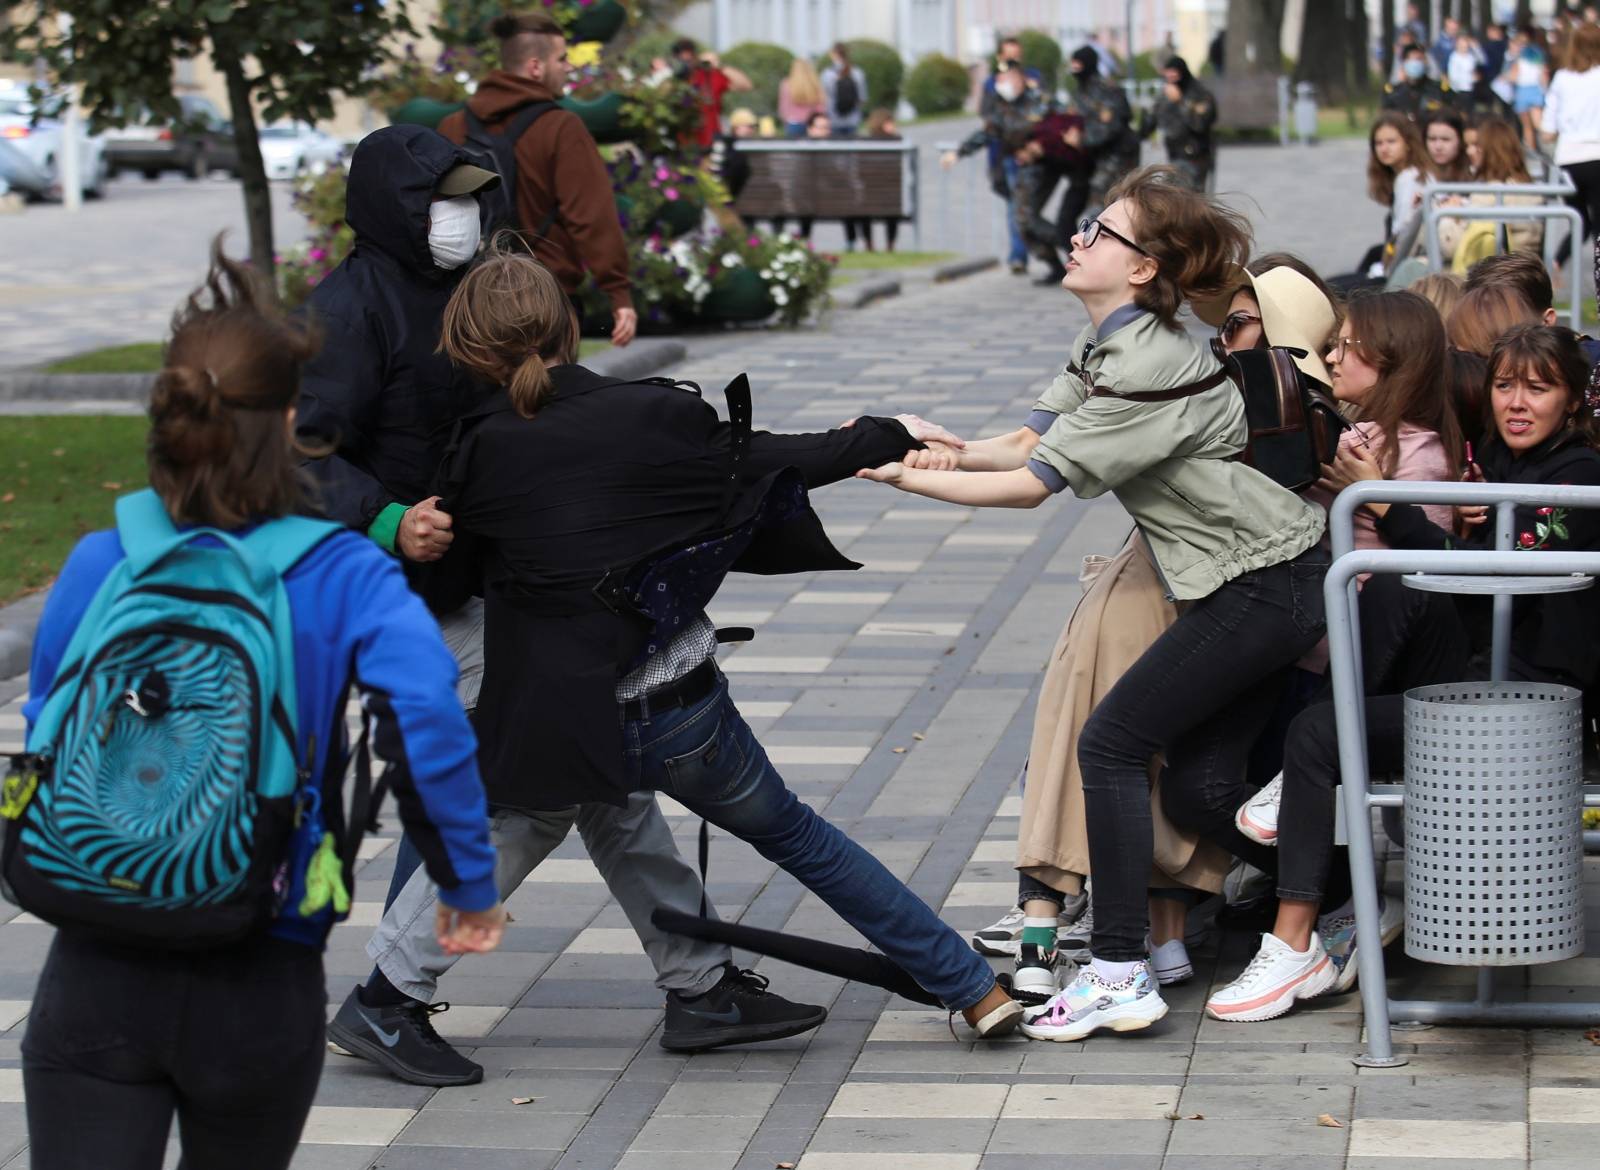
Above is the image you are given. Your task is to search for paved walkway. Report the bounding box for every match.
[2,257,1598,1169]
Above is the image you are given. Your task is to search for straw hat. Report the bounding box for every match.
[1193,266,1336,388]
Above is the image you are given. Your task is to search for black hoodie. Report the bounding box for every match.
[296,125,494,611]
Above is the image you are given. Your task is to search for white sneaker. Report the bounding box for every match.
[1148,937,1193,985]
[1020,961,1168,1042]
[970,893,1087,958]
[1205,932,1338,1022]
[1057,902,1094,956]
[1318,896,1405,994]
[1013,943,1066,1005]
[1236,773,1282,846]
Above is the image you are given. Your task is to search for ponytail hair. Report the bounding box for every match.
[439,245,578,418]
[1108,165,1253,326]
[149,236,320,528]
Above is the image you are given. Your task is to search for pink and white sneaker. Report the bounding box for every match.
[1205,932,1337,1022]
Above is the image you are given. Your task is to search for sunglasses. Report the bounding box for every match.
[1077,217,1151,257]
[1218,312,1263,345]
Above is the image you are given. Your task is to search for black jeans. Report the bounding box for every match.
[1275,575,1471,904]
[23,931,326,1170]
[1556,158,1600,267]
[1077,550,1329,961]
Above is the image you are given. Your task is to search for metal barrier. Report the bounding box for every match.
[1326,480,1600,1067]
[932,139,1011,259]
[1420,194,1584,329]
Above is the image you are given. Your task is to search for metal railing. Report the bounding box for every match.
[1326,480,1600,1067]
[1419,193,1584,329]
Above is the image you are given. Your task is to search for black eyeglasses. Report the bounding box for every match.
[1077,217,1151,256]
[1218,311,1263,345]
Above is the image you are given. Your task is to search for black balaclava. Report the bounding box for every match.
[1070,45,1100,90]
[1164,55,1194,91]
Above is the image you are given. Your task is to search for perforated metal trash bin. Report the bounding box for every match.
[1403,682,1586,967]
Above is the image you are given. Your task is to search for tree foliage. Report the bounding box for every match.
[1,0,416,280]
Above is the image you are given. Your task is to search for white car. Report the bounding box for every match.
[0,82,108,200]
[258,123,344,181]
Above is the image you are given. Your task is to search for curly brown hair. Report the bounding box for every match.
[1107,165,1253,325]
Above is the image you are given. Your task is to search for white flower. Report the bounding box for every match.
[759,269,772,280]
[723,254,742,268]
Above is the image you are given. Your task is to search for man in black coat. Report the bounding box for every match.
[300,127,821,1088]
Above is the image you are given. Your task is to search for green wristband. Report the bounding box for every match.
[367,501,408,554]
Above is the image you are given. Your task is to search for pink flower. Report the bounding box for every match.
[309,248,326,261]
[664,187,679,200]
[1537,506,1554,516]
[748,237,761,247]
[656,166,670,181]
[1519,532,1537,548]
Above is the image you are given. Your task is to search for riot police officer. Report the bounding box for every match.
[1149,56,1217,190]
[1382,42,1453,121]
[1068,45,1140,220]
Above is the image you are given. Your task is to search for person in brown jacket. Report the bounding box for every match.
[439,11,637,346]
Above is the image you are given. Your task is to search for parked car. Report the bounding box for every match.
[0,137,52,201]
[257,122,344,180]
[102,94,239,180]
[0,82,108,200]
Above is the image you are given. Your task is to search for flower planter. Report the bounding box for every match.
[701,267,776,322]
[560,92,627,143]
[569,0,628,43]
[387,98,464,131]
[652,195,704,237]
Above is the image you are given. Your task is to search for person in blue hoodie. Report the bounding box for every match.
[16,243,503,1170]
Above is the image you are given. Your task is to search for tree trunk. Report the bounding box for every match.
[1514,0,1532,28]
[1381,0,1397,82]
[1296,0,1352,103]
[210,29,274,284]
[1347,0,1370,93]
[1224,0,1282,76]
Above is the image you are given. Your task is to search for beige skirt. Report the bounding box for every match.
[1016,531,1233,896]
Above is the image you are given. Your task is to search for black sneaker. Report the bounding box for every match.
[660,966,828,1053]
[326,985,484,1087]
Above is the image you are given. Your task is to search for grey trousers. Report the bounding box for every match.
[369,601,732,1001]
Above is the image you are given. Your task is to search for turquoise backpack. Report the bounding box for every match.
[1,490,341,945]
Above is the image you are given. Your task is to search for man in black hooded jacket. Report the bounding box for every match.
[1148,56,1217,190]
[297,126,824,1088]
[1067,45,1139,220]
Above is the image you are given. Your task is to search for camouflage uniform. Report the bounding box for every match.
[1071,73,1140,216]
[955,88,1062,267]
[1381,77,1453,121]
[1151,73,1217,191]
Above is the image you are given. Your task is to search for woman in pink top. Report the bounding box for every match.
[778,59,828,138]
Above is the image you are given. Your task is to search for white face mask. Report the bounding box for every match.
[428,195,481,269]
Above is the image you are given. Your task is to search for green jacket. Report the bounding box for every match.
[1027,306,1325,600]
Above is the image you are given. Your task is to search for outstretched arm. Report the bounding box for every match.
[857,463,1052,509]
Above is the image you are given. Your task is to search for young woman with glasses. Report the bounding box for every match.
[962,249,1343,1009]
[859,166,1332,1041]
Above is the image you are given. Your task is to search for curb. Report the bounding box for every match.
[0,372,153,402]
[0,337,690,680]
[834,277,901,310]
[933,256,999,283]
[0,591,47,680]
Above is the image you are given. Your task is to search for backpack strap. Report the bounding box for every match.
[468,101,561,239]
[243,515,344,577]
[115,489,273,592]
[1087,366,1230,402]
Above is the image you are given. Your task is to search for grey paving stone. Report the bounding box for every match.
[986,1119,1172,1156]
[1353,1077,1528,1122]
[981,1158,1164,1170]
[628,1113,761,1152]
[1346,1162,1527,1170]
[290,1145,387,1170]
[806,1116,997,1153]
[1161,1160,1346,1170]
[373,1148,560,1170]
[1530,1122,1600,1160]
[1162,1117,1349,1158]
[395,1109,589,1150]
[1174,1083,1354,1121]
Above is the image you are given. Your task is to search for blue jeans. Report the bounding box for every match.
[624,674,996,1011]
[1002,157,1027,265]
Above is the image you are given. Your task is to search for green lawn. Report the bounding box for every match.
[834,250,958,271]
[1315,102,1379,142]
[43,342,165,375]
[0,416,150,603]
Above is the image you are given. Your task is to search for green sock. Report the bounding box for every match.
[1020,918,1058,950]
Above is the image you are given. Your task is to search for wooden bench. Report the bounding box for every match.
[730,141,918,221]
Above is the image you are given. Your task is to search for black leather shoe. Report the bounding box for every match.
[660,966,827,1052]
[326,985,483,1086]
